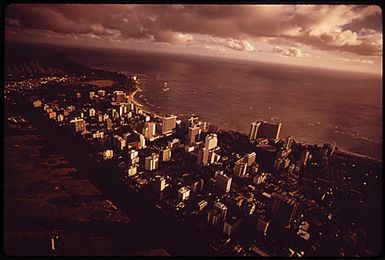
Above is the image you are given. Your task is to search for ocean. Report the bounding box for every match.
[6,42,383,159]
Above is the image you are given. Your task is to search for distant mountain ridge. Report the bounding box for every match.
[5,54,93,75]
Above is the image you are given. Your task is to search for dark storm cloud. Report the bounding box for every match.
[5,4,382,56]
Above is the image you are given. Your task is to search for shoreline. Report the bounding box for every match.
[334,148,382,163]
[129,86,162,119]
[128,86,382,164]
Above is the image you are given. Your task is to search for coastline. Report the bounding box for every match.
[334,148,382,163]
[128,86,381,164]
[129,86,162,119]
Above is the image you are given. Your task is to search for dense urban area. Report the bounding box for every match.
[4,60,382,257]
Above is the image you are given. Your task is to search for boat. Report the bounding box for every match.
[162,82,170,92]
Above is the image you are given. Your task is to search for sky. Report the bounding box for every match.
[5,4,383,74]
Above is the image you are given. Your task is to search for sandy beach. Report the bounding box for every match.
[129,86,162,119]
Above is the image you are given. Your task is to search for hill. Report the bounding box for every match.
[5,54,93,75]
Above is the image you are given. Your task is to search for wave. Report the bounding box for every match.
[333,129,380,144]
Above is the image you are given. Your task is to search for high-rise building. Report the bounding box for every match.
[127,165,137,177]
[178,187,190,201]
[188,126,201,145]
[270,193,283,215]
[128,149,139,165]
[128,149,138,159]
[138,134,146,149]
[97,89,106,97]
[33,99,42,108]
[256,218,270,236]
[70,118,86,133]
[244,152,256,166]
[48,111,57,119]
[284,136,293,150]
[277,147,291,159]
[215,172,232,193]
[187,116,199,127]
[284,158,291,170]
[89,108,96,117]
[288,164,296,176]
[57,114,64,122]
[197,200,208,212]
[249,121,260,141]
[234,159,247,177]
[154,175,166,192]
[223,215,243,236]
[66,105,75,113]
[92,131,104,139]
[142,125,150,139]
[270,193,299,228]
[111,108,119,119]
[149,122,156,136]
[299,150,310,165]
[294,163,301,174]
[208,150,221,164]
[250,163,259,175]
[253,172,268,185]
[113,135,126,151]
[143,115,151,122]
[191,179,204,193]
[97,113,103,122]
[145,122,156,139]
[168,138,180,150]
[320,143,336,158]
[135,105,142,115]
[249,121,282,141]
[161,147,172,162]
[105,118,112,130]
[143,122,156,139]
[119,105,127,116]
[199,121,208,132]
[274,157,290,172]
[198,147,209,166]
[162,115,177,135]
[207,209,221,226]
[126,112,132,119]
[114,90,126,103]
[204,133,218,150]
[214,170,223,178]
[103,149,114,160]
[128,103,135,111]
[214,201,228,222]
[145,153,159,171]
[243,201,256,215]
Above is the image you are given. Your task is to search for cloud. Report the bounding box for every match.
[5,4,383,56]
[283,5,382,56]
[90,24,105,34]
[272,46,304,57]
[337,57,374,64]
[241,40,255,52]
[88,33,101,39]
[206,37,255,52]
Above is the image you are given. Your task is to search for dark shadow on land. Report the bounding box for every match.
[47,194,107,207]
